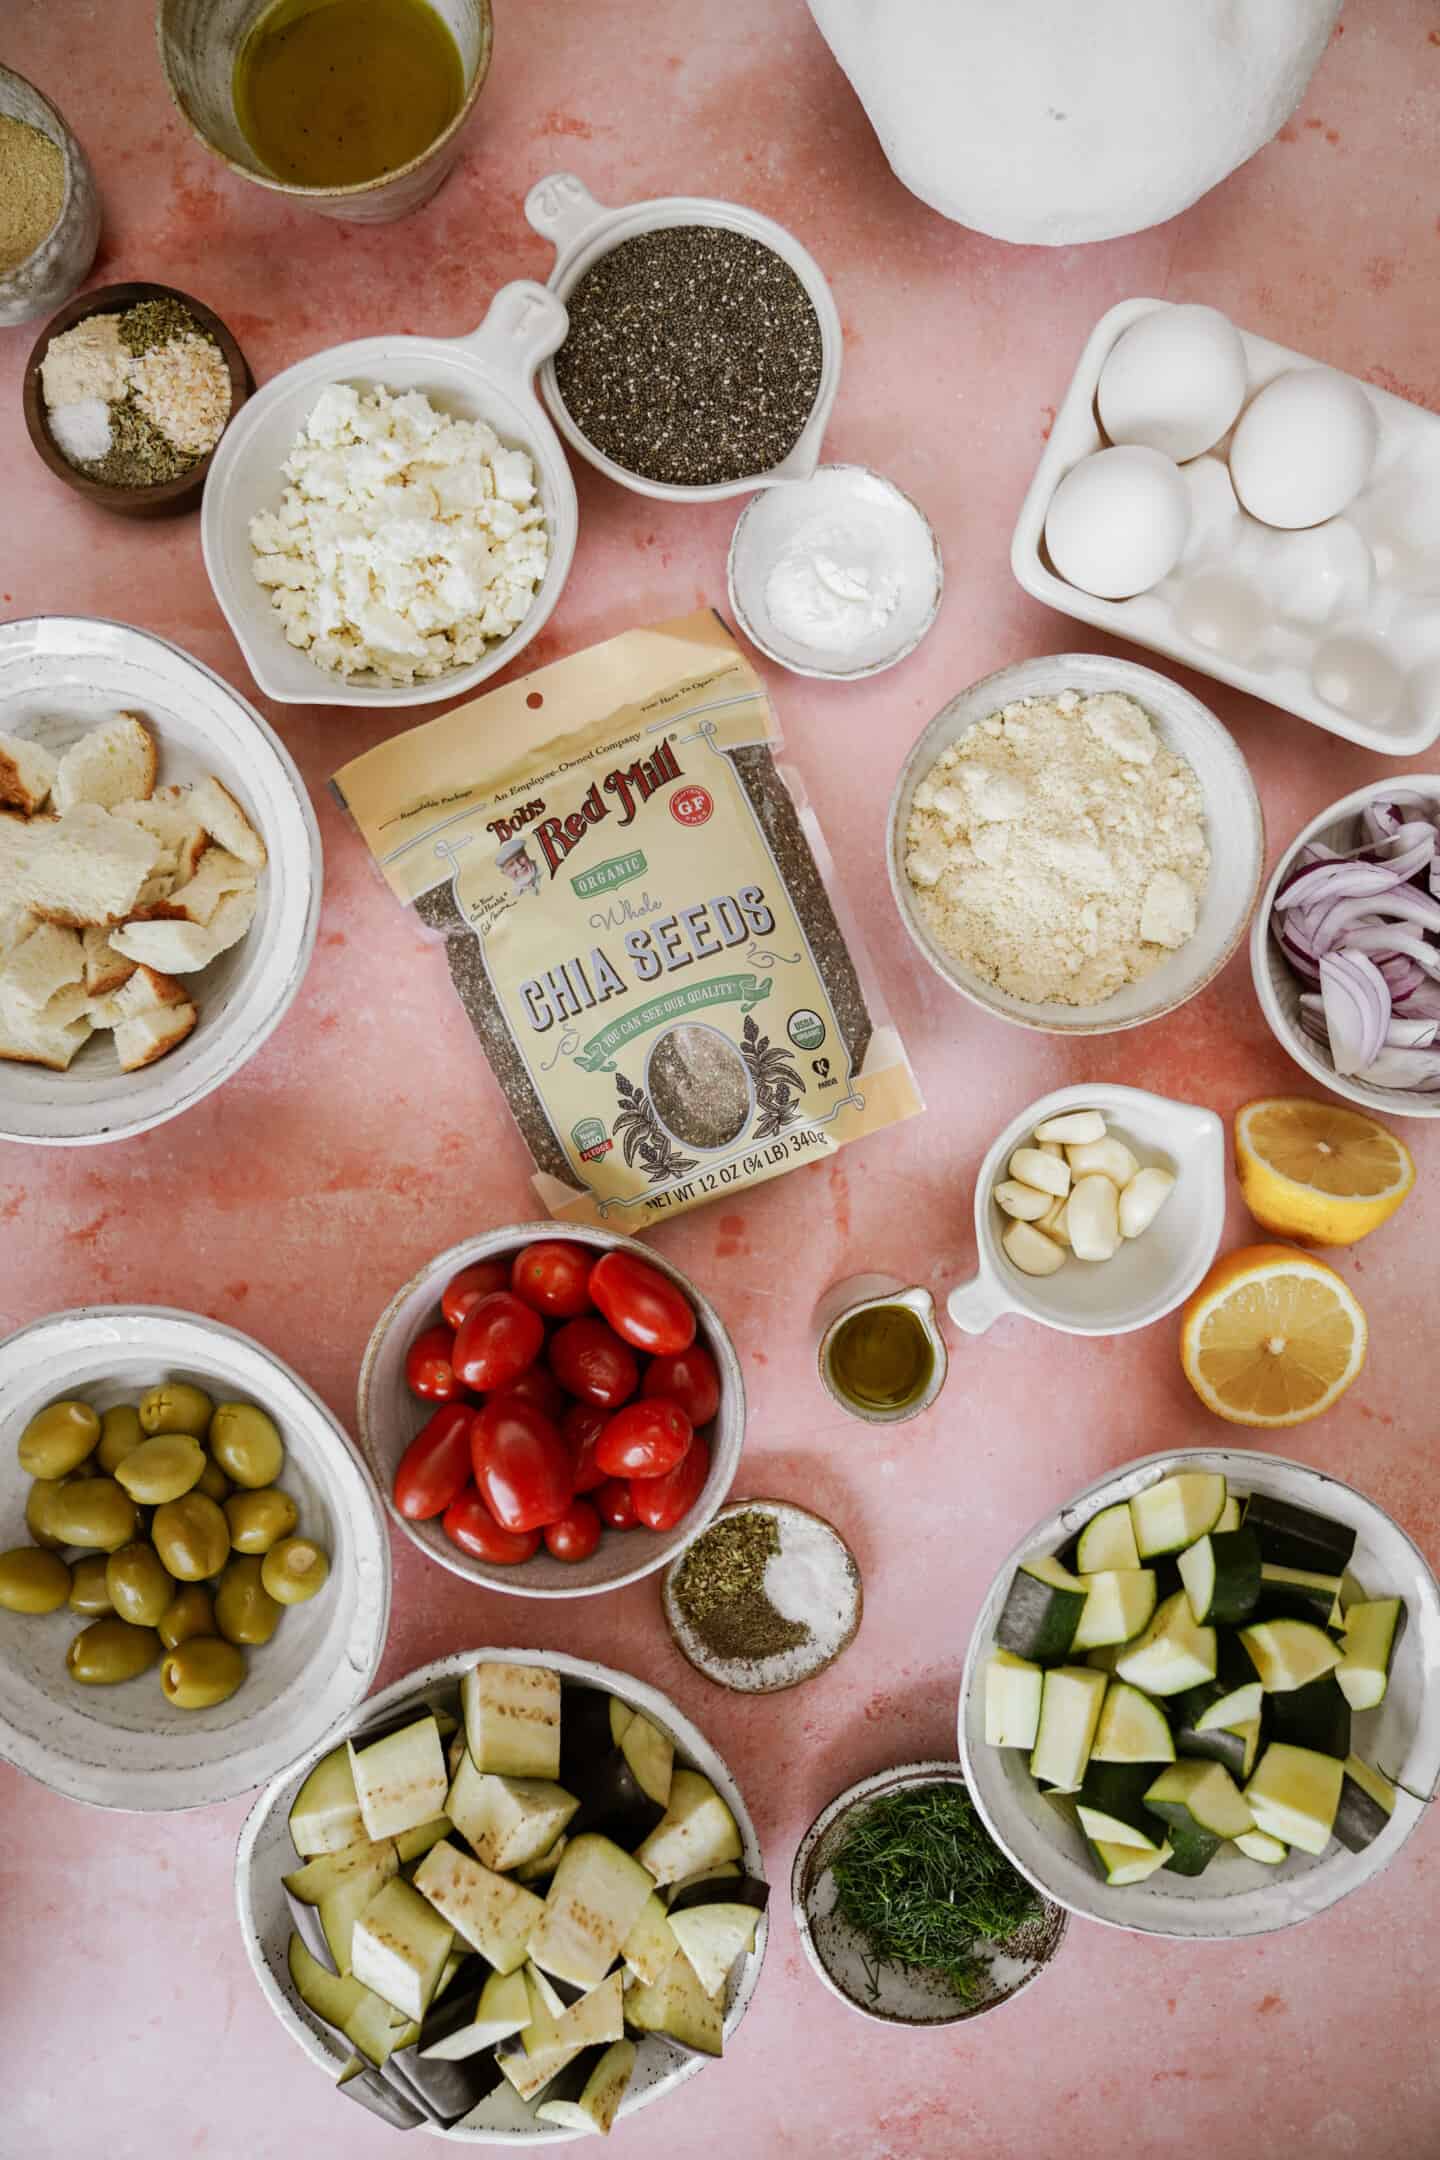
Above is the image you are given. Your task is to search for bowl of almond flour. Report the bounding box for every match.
[887,654,1263,1035]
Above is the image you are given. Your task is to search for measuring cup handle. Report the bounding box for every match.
[458,280,568,385]
[946,1273,1014,1336]
[525,171,609,258]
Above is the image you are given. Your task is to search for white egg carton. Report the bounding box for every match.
[1011,297,1440,758]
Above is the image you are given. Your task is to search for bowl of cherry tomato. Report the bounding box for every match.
[356,1226,745,1597]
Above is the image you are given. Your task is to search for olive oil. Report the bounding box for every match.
[234,0,465,190]
[827,1302,936,1414]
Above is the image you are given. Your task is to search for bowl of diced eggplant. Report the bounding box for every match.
[958,1450,1440,1937]
[235,1648,768,2139]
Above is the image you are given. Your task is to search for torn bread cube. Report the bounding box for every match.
[0,905,38,961]
[0,732,58,816]
[16,805,162,928]
[52,714,157,813]
[34,982,93,1029]
[0,921,85,1016]
[0,1000,93,1070]
[110,964,196,1070]
[189,776,267,871]
[112,789,208,883]
[87,992,128,1030]
[82,925,136,998]
[113,963,191,1018]
[0,812,56,905]
[167,849,257,926]
[111,885,257,974]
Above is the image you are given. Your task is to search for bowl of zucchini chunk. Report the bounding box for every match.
[236,1648,768,2140]
[958,1450,1440,1938]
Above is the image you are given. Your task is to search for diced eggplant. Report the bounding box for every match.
[609,1697,635,1747]
[625,1950,723,2057]
[445,1752,579,1872]
[1113,1591,1217,1696]
[1071,1569,1159,1651]
[514,1834,568,1884]
[418,1965,530,2062]
[1239,1619,1341,1693]
[1267,1674,1351,1760]
[1075,1763,1163,1851]
[283,1835,397,1906]
[1256,1564,1344,1630]
[463,1660,561,1778]
[350,1878,456,2023]
[289,1744,366,1858]
[524,1962,586,2017]
[536,2038,637,2136]
[284,1840,400,1977]
[344,1984,408,2069]
[499,1971,625,2101]
[1089,1682,1176,1765]
[395,1815,451,1867]
[412,1839,544,1974]
[559,1686,667,1848]
[994,1554,1087,1662]
[620,1711,674,1809]
[528,1833,656,1986]
[664,1860,742,1905]
[1177,1529,1261,1626]
[1073,1500,1141,1573]
[1088,1837,1172,1885]
[381,2039,504,2125]
[668,1885,768,1997]
[1244,1743,1343,1855]
[984,1650,1044,1749]
[1334,1754,1397,1853]
[284,1886,338,1974]
[336,2055,424,2130]
[287,1929,367,2035]
[1029,1665,1107,1791]
[666,1871,770,1920]
[349,1716,448,1843]
[1129,1473,1227,1558]
[1242,1493,1356,1577]
[1336,1598,1405,1711]
[634,1770,742,1886]
[621,1891,680,1985]
[1234,1828,1287,1865]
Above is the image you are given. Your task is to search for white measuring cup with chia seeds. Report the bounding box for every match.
[525,169,843,503]
[815,1274,948,1425]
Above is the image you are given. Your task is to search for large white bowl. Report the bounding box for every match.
[0,1307,390,1811]
[357,1227,744,1599]
[235,1647,768,2143]
[201,280,577,708]
[0,616,320,1145]
[1251,773,1440,1120]
[887,653,1264,1035]
[958,1448,1440,1939]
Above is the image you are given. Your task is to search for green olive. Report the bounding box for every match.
[160,1635,246,1710]
[114,1433,205,1506]
[18,1400,101,1480]
[139,1382,214,1439]
[96,1405,145,1475]
[214,1554,282,1645]
[25,1480,69,1551]
[68,1554,114,1616]
[150,1493,230,1582]
[105,1541,174,1628]
[0,1546,71,1614]
[66,1617,160,1685]
[158,1584,215,1650]
[208,1402,285,1489]
[260,1536,330,1607]
[194,1456,231,1503]
[224,1487,299,1555]
[42,1477,138,1552]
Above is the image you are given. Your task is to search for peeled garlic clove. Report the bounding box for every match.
[1034,1109,1107,1146]
[1119,1165,1177,1238]
[995,1178,1052,1222]
[1067,1174,1121,1262]
[1066,1136,1139,1186]
[1008,1145,1071,1198]
[1038,1139,1065,1160]
[1039,1194,1072,1247]
[1001,1220,1066,1276]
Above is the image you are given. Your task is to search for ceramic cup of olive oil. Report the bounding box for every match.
[814,1275,948,1425]
[158,0,493,222]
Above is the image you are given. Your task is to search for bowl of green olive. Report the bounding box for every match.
[0,1305,390,1810]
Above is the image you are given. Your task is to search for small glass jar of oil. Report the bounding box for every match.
[815,1276,948,1424]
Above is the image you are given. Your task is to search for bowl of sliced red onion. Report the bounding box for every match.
[1252,776,1440,1117]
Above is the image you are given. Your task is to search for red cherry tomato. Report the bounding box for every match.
[548,1316,639,1409]
[544,1498,603,1562]
[405,1323,463,1403]
[632,1436,711,1532]
[471,1396,574,1532]
[594,1397,692,1481]
[442,1485,541,1565]
[642,1343,721,1428]
[393,1403,474,1520]
[441,1258,510,1332]
[561,1401,611,1494]
[499,1363,566,1420]
[588,1250,697,1356]
[594,1478,639,1531]
[453,1291,544,1393]
[511,1240,595,1320]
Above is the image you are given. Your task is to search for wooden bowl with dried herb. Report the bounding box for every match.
[23,281,251,518]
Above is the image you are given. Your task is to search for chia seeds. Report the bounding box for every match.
[648,1023,751,1150]
[554,225,824,487]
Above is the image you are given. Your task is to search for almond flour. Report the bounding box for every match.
[904,688,1208,1006]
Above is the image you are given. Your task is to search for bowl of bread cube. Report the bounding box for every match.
[0,614,320,1143]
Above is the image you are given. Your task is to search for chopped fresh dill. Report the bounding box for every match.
[830,1781,1041,2002]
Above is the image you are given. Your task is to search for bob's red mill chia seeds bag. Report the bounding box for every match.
[333,610,921,1228]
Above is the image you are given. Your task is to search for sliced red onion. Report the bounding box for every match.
[1275,858,1416,913]
[1341,925,1440,978]
[1319,950,1391,1075]
[1396,979,1440,1020]
[1386,1016,1440,1048]
[1362,792,1436,845]
[1359,1046,1440,1090]
[1379,953,1427,1002]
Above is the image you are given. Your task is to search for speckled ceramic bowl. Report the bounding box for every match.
[0,1306,389,1812]
[0,67,100,328]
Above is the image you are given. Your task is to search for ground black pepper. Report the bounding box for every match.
[554,225,824,487]
[670,1509,812,1664]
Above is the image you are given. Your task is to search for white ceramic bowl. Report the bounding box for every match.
[525,171,841,504]
[958,1447,1440,1939]
[201,280,577,707]
[947,1082,1226,1339]
[357,1226,744,1599]
[887,652,1264,1034]
[1252,773,1440,1120]
[791,1760,1068,2025]
[0,1306,389,1811]
[235,1647,767,2143]
[727,464,943,680]
[0,616,320,1145]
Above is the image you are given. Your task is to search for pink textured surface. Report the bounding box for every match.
[3,3,1439,2155]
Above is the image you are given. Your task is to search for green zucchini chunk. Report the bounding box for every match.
[1336,1598,1405,1712]
[1244,1743,1343,1855]
[995,1555,1088,1663]
[1076,1762,1163,1850]
[1145,1758,1254,1840]
[1239,1618,1341,1693]
[1114,1590,1217,1696]
[1177,1528,1261,1626]
[1072,1569,1159,1651]
[1029,1664,1108,1791]
[1088,1836,1172,1885]
[1267,1674,1351,1760]
[984,1649,1044,1749]
[1129,1473,1227,1558]
[1333,1754,1397,1854]
[1074,1501,1141,1573]
[1090,1681,1176,1765]
[1256,1563,1344,1630]
[1242,1493,1356,1577]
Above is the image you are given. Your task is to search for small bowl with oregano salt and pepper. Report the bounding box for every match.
[526,170,842,503]
[23,283,250,518]
[662,1499,863,1693]
[792,1762,1068,2027]
[0,68,99,329]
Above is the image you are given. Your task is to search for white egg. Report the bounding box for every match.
[1097,305,1249,463]
[1044,446,1191,600]
[1229,368,1379,530]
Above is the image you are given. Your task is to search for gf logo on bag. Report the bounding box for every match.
[670,784,713,828]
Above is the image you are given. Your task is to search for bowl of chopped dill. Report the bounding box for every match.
[791,1761,1068,2025]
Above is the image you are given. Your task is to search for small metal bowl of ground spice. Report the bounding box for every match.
[525,170,842,502]
[792,1761,1068,2027]
[662,1498,862,1692]
[0,68,99,329]
[23,282,250,518]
